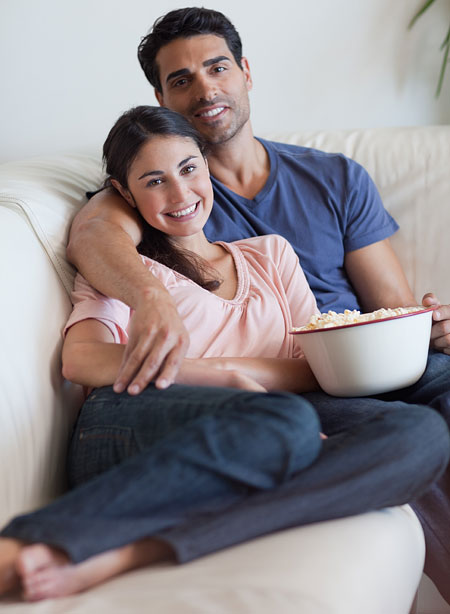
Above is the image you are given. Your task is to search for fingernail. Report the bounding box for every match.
[158,379,168,389]
[128,384,140,395]
[113,383,124,393]
[434,311,441,320]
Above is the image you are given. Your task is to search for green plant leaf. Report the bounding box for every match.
[440,24,450,50]
[408,0,437,29]
[436,30,450,97]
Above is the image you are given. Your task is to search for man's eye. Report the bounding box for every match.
[174,78,188,87]
[214,66,226,73]
[181,165,196,175]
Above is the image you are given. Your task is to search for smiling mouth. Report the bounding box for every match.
[166,203,198,218]
[195,106,226,118]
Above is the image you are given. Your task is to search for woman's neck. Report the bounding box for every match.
[172,232,238,300]
[172,231,217,261]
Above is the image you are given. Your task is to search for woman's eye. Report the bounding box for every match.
[146,178,162,187]
[181,165,196,175]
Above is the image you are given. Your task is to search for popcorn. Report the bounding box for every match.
[292,306,425,332]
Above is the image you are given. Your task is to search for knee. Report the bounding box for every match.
[254,391,323,472]
[397,407,450,478]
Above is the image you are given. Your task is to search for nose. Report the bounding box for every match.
[193,73,217,103]
[169,179,190,205]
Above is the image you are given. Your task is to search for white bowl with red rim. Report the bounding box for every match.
[291,307,434,397]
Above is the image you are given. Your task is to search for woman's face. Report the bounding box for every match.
[123,135,213,241]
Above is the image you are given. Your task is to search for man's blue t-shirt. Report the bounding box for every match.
[204,138,399,312]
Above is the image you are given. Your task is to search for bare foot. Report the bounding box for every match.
[18,538,173,601]
[0,538,24,595]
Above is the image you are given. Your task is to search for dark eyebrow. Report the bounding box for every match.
[178,155,198,168]
[138,169,163,180]
[203,55,231,67]
[165,67,189,85]
[137,155,198,181]
[165,56,231,84]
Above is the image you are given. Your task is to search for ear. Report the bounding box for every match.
[240,57,253,92]
[155,88,165,107]
[110,179,136,208]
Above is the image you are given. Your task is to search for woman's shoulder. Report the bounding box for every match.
[140,254,193,287]
[231,234,296,262]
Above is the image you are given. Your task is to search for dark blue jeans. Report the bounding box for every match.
[2,373,448,568]
[1,385,321,562]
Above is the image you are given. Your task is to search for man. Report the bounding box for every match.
[68,8,450,602]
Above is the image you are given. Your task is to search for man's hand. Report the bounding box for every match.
[114,289,190,395]
[422,293,450,354]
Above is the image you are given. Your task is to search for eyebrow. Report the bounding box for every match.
[137,155,198,180]
[165,55,231,84]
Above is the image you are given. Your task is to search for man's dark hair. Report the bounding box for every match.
[137,7,243,93]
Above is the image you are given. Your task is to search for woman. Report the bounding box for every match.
[0,107,445,601]
[0,107,320,599]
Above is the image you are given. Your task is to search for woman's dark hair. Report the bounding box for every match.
[138,7,243,93]
[103,105,221,291]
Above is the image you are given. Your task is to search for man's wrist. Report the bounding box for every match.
[134,281,175,309]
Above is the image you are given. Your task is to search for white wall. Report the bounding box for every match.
[1,0,449,162]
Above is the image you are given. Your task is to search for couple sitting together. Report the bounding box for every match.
[1,6,450,604]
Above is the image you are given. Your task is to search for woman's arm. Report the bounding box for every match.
[62,320,266,392]
[190,357,319,393]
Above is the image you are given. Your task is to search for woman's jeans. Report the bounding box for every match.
[2,367,448,567]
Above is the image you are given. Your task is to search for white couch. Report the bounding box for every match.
[0,126,449,614]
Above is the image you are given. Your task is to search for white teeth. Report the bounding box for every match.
[167,203,197,218]
[199,107,224,117]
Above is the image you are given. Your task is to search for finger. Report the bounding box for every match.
[155,339,190,389]
[430,318,450,340]
[430,331,450,351]
[432,304,450,322]
[126,334,186,394]
[422,292,440,307]
[114,335,158,393]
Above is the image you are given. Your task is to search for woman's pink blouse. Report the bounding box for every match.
[64,235,318,359]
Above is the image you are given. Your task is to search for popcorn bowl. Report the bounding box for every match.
[291,307,434,397]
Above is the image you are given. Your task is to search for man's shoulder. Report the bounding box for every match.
[259,137,373,192]
[258,137,360,170]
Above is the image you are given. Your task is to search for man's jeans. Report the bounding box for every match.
[2,372,448,566]
[303,350,450,605]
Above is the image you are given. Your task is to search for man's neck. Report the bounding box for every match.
[207,123,270,200]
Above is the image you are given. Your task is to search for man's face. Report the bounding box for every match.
[154,34,252,146]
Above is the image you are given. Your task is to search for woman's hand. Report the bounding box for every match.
[224,370,268,392]
[176,360,267,392]
[186,356,319,393]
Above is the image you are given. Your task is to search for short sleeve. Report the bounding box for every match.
[63,273,131,343]
[343,159,399,253]
[273,236,319,358]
